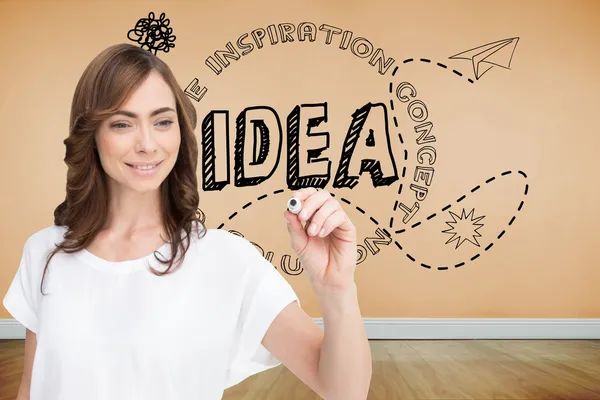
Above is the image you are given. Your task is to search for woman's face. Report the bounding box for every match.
[94,71,181,195]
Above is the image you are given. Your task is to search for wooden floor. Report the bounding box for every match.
[1,339,600,399]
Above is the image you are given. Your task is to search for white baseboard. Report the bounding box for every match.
[1,319,27,339]
[314,318,600,339]
[2,318,600,340]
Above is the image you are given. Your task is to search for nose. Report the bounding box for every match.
[135,122,158,154]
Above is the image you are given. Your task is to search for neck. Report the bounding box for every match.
[103,182,164,239]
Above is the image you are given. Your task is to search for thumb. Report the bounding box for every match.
[284,210,308,251]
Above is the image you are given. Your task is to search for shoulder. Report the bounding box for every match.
[199,227,250,246]
[199,228,258,256]
[13,224,68,280]
[198,228,270,272]
[23,224,68,254]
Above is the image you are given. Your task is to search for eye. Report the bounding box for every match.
[157,120,173,127]
[111,122,129,129]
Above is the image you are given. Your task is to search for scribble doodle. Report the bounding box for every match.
[216,170,529,272]
[442,208,485,249]
[127,12,176,55]
[449,37,519,80]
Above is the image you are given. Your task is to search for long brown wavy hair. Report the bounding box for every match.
[40,43,207,295]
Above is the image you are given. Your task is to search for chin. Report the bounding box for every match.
[128,177,167,194]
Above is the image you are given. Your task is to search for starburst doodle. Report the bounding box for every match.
[442,208,485,249]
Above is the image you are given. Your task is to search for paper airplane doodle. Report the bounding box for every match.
[449,37,519,80]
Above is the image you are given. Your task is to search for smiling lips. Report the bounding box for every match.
[125,161,163,175]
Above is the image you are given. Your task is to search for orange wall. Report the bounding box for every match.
[1,0,599,319]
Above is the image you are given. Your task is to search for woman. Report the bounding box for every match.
[3,43,371,400]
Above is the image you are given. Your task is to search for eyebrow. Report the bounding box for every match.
[113,107,176,118]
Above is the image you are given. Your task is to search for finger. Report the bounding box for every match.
[297,189,333,222]
[320,208,354,237]
[291,187,318,203]
[283,209,308,250]
[305,197,340,237]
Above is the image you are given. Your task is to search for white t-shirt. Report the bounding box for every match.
[3,223,301,400]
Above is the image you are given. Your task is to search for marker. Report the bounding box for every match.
[287,198,302,214]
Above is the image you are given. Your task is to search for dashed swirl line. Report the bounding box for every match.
[390,58,474,83]
[216,170,528,271]
[388,81,409,201]
[392,170,528,270]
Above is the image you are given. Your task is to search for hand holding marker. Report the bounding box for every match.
[283,188,357,294]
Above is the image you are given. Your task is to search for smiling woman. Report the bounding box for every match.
[2,42,370,400]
